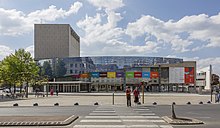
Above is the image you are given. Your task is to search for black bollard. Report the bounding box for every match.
[54,103,59,106]
[33,103,38,106]
[153,102,157,105]
[207,101,211,104]
[94,102,99,105]
[171,103,177,119]
[187,102,191,105]
[74,102,79,106]
[13,103,18,106]
[199,101,203,104]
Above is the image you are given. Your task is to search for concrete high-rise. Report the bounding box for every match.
[34,24,80,60]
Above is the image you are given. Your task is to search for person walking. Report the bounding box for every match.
[50,88,54,96]
[133,87,140,105]
[126,86,131,107]
[56,89,59,96]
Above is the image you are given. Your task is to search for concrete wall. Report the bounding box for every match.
[34,24,80,60]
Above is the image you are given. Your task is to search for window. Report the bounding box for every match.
[70,70,73,74]
[75,64,77,68]
[70,64,73,68]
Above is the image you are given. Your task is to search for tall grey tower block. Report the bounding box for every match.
[34,24,80,60]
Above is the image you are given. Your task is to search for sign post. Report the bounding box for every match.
[142,81,144,104]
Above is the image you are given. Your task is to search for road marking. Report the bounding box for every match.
[120,116,160,118]
[93,111,115,113]
[133,109,150,111]
[85,116,160,119]
[159,125,173,128]
[140,113,156,115]
[89,113,117,116]
[73,125,172,128]
[85,116,119,118]
[73,125,126,128]
[80,120,122,122]
[122,119,165,122]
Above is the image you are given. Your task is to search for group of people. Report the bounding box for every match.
[126,86,140,107]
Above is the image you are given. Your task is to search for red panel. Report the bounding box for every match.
[134,72,142,78]
[184,67,194,84]
[150,72,159,78]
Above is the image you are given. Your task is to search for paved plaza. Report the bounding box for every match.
[0,93,213,107]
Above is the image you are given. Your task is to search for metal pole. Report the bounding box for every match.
[112,92,114,105]
[142,82,144,104]
[46,81,48,97]
[211,86,213,102]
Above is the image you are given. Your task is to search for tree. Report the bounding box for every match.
[42,61,53,78]
[0,49,39,96]
[54,59,67,78]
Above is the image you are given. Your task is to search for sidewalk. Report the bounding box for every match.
[0,92,213,107]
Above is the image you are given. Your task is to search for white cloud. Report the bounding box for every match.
[87,0,124,10]
[0,45,13,60]
[25,45,34,58]
[0,1,83,36]
[77,13,124,46]
[126,13,220,53]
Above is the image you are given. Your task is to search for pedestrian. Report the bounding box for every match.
[133,87,140,105]
[50,88,54,96]
[56,89,59,96]
[126,86,131,107]
[35,88,39,97]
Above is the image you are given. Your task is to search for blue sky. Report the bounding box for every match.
[1,0,220,74]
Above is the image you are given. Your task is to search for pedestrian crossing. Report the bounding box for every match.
[73,105,173,128]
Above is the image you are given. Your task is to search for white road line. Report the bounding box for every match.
[159,125,173,128]
[122,119,165,122]
[85,116,160,118]
[120,116,160,118]
[89,113,117,115]
[80,120,122,122]
[140,113,156,115]
[93,111,115,113]
[73,125,126,128]
[85,116,119,118]
[133,109,150,111]
[73,125,171,128]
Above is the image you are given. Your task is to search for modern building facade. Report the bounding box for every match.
[196,65,212,90]
[34,24,80,60]
[39,56,197,93]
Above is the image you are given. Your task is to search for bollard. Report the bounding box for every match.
[54,103,59,106]
[199,101,203,104]
[13,103,18,106]
[112,92,114,105]
[171,103,177,119]
[74,102,79,106]
[94,102,99,105]
[153,102,157,105]
[172,102,176,105]
[207,101,211,104]
[187,102,191,105]
[33,103,38,106]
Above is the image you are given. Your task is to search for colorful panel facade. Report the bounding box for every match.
[185,67,195,84]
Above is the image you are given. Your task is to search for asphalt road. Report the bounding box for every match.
[151,104,220,128]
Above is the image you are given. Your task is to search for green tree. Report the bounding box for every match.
[0,49,39,97]
[54,59,67,77]
[42,61,53,78]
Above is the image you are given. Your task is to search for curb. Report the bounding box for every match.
[162,116,204,125]
[0,115,78,126]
